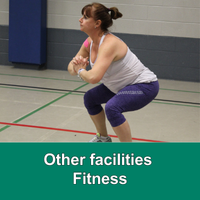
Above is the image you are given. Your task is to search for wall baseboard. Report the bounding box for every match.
[0,25,199,82]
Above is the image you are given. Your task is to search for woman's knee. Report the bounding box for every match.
[84,90,92,109]
[105,101,126,127]
[84,90,103,115]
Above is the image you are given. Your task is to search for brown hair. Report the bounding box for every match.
[81,3,123,32]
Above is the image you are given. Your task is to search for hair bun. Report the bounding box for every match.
[81,3,123,32]
[110,7,123,20]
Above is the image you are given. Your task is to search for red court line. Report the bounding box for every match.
[0,122,165,143]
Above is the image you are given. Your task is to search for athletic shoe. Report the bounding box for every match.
[89,133,112,142]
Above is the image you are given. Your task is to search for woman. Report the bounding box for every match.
[68,3,159,142]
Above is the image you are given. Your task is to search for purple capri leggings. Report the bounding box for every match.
[84,81,159,127]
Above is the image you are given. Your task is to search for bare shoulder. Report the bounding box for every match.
[101,33,127,60]
[103,34,127,49]
[103,33,120,44]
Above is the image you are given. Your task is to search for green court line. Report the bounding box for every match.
[0,73,199,94]
[159,88,200,94]
[71,94,199,108]
[0,85,199,108]
[0,86,67,95]
[152,101,200,108]
[0,73,83,83]
[0,83,89,132]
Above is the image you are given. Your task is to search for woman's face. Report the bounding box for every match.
[79,11,96,33]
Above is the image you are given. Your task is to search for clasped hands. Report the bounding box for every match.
[72,55,89,74]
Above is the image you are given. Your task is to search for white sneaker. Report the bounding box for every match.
[89,133,112,142]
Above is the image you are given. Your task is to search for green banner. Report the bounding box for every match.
[0,143,199,199]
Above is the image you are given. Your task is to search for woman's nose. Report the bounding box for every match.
[79,17,83,22]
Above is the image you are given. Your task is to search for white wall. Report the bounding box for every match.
[1,0,200,38]
[0,0,9,26]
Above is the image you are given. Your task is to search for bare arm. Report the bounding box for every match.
[68,38,90,76]
[74,38,118,84]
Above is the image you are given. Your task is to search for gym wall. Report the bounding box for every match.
[0,0,199,81]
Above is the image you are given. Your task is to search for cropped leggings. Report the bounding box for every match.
[84,81,159,127]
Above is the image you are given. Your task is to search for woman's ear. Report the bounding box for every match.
[95,20,102,28]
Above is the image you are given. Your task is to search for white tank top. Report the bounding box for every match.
[90,33,157,93]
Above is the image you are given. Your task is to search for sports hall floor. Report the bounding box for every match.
[0,65,199,142]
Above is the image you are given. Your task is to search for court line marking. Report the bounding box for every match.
[0,83,199,107]
[0,83,89,132]
[0,83,86,93]
[154,98,200,106]
[0,122,166,143]
[0,73,83,83]
[0,85,199,108]
[0,78,197,141]
[151,101,200,108]
[0,73,199,93]
[0,85,66,94]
